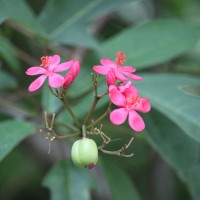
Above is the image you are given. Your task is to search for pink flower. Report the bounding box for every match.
[63,60,80,89]
[93,52,142,85]
[109,81,151,132]
[26,55,73,92]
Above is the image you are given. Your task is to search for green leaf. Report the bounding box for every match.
[42,160,97,200]
[0,0,46,36]
[144,109,200,199]
[0,70,17,89]
[0,148,45,200]
[187,164,200,200]
[102,159,141,200]
[178,84,200,99]
[0,34,19,72]
[144,109,199,180]
[0,120,35,161]
[136,73,200,143]
[99,19,200,69]
[38,0,137,47]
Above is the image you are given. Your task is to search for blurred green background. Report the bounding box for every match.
[0,0,200,200]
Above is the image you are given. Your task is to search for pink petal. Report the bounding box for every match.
[48,55,60,71]
[93,65,112,75]
[125,85,138,99]
[118,66,136,73]
[118,81,132,93]
[28,75,47,92]
[109,86,126,106]
[100,58,116,66]
[26,67,47,76]
[70,61,80,80]
[106,70,116,85]
[63,72,73,89]
[128,110,145,132]
[110,108,128,125]
[123,72,142,81]
[54,60,74,72]
[48,73,64,88]
[135,98,151,113]
[115,71,128,82]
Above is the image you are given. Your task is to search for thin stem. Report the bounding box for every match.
[83,73,109,125]
[91,110,109,127]
[125,137,134,149]
[60,98,81,128]
[87,102,111,128]
[48,86,57,96]
[82,125,87,138]
[55,132,81,140]
[100,137,134,157]
[83,96,99,125]
[83,73,99,125]
[44,111,49,129]
[100,149,134,157]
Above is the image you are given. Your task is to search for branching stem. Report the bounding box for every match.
[60,98,81,128]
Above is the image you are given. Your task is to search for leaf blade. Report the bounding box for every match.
[136,73,200,143]
[99,19,200,69]
[0,120,35,161]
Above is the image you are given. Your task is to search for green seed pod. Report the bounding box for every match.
[71,138,98,169]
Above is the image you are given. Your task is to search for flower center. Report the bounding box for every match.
[116,51,126,66]
[127,95,140,105]
[40,56,50,69]
[126,95,140,110]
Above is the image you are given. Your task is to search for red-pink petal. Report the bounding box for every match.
[110,108,128,125]
[125,85,138,99]
[106,70,116,85]
[28,75,47,92]
[118,81,132,93]
[93,65,112,75]
[109,86,126,106]
[123,72,142,81]
[118,66,136,73]
[48,55,60,71]
[135,98,151,113]
[100,58,116,66]
[26,67,47,76]
[128,110,145,132]
[70,61,80,80]
[115,71,127,82]
[48,73,64,88]
[63,72,73,89]
[54,60,73,72]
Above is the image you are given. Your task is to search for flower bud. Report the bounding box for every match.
[106,69,116,86]
[71,138,98,169]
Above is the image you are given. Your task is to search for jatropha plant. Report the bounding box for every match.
[26,52,151,169]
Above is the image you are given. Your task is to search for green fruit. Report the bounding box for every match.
[71,138,98,169]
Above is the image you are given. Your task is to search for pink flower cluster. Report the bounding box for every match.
[26,52,150,132]
[26,55,80,92]
[109,82,151,132]
[93,52,151,132]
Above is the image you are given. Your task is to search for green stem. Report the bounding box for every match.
[83,96,100,125]
[100,149,133,157]
[87,109,109,129]
[82,125,87,138]
[83,73,109,126]
[60,98,81,128]
[55,132,81,140]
